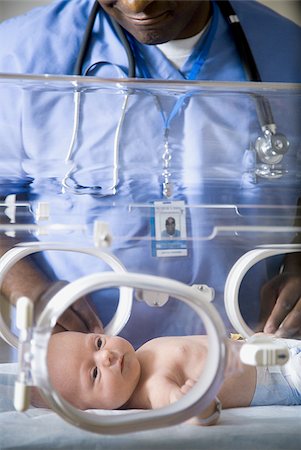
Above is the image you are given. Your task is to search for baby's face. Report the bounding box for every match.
[47,332,141,410]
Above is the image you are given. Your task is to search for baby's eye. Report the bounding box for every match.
[97,337,103,349]
[92,367,98,380]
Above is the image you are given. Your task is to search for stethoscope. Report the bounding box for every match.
[62,0,289,196]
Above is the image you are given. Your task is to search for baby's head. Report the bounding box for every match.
[47,331,141,410]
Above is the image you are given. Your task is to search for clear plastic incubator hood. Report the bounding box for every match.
[0,74,300,434]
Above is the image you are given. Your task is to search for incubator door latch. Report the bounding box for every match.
[14,297,34,412]
[135,284,215,306]
[93,221,112,247]
[192,284,215,302]
[240,335,290,366]
[135,289,169,307]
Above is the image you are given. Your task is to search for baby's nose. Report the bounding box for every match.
[96,349,118,367]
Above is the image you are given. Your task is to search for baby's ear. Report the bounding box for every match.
[30,386,49,409]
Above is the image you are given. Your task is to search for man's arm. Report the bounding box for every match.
[0,220,103,334]
[0,236,53,305]
[261,255,301,337]
[261,198,301,338]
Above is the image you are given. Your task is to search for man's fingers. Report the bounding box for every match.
[264,277,301,335]
[72,297,104,333]
[57,308,90,333]
[55,296,104,333]
[51,323,66,334]
[274,297,301,338]
[258,276,280,331]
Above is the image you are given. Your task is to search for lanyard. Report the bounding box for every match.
[129,2,219,196]
[130,1,219,132]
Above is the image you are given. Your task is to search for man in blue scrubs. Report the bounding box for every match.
[0,1,300,345]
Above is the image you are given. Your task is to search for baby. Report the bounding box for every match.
[46,332,301,424]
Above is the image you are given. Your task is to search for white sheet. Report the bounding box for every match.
[1,363,301,450]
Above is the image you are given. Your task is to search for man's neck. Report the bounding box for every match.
[176,1,211,39]
[157,21,211,69]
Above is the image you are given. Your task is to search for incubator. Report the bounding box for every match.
[0,74,300,434]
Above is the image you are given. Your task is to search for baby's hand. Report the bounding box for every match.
[170,378,197,403]
[180,378,197,395]
[170,379,221,427]
[180,379,221,426]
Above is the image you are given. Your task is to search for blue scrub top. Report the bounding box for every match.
[0,1,300,347]
[0,0,300,81]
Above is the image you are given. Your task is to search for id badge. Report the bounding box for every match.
[151,201,187,257]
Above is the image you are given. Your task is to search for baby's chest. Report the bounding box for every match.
[160,342,207,383]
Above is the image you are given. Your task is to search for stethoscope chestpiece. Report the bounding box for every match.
[255,128,289,179]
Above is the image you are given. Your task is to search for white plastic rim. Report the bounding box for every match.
[224,244,301,338]
[0,242,133,348]
[34,272,227,434]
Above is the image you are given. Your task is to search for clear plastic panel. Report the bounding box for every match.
[0,75,300,367]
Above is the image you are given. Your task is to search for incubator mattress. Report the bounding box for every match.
[1,363,300,450]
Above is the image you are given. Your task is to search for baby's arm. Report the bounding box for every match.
[169,378,221,426]
[168,343,257,426]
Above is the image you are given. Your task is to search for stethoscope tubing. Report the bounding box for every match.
[64,0,289,193]
[216,0,275,128]
[74,0,136,78]
[74,0,277,141]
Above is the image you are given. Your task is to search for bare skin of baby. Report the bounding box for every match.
[47,332,256,424]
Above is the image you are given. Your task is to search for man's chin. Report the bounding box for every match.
[130,30,171,46]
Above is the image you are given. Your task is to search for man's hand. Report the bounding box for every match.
[260,272,301,338]
[52,295,104,334]
[38,281,104,334]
